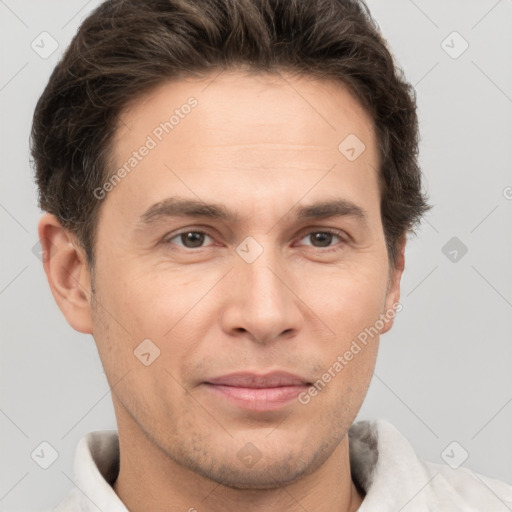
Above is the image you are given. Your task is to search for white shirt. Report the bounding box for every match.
[51,419,512,511]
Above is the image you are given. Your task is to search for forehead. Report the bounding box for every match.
[105,70,380,227]
[113,69,377,163]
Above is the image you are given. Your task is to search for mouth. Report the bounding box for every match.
[202,371,312,412]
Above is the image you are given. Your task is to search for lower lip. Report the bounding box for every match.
[203,383,309,411]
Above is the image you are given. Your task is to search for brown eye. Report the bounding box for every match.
[309,232,335,247]
[299,230,343,249]
[166,231,213,249]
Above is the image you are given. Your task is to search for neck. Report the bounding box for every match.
[112,399,364,512]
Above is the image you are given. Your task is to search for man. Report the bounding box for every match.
[32,0,512,510]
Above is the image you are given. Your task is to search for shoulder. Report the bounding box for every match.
[45,430,122,512]
[422,458,512,510]
[349,418,512,511]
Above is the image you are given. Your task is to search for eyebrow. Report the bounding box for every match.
[136,197,368,228]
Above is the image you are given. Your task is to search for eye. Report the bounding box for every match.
[162,228,347,252]
[165,230,214,249]
[297,229,346,251]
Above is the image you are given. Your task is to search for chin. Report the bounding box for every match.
[201,462,311,491]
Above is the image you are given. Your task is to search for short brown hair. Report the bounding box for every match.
[31,0,431,270]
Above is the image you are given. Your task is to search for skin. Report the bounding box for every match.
[39,69,406,512]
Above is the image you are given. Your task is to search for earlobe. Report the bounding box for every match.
[37,213,94,334]
[380,235,407,335]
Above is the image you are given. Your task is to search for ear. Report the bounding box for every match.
[37,213,94,334]
[380,235,406,335]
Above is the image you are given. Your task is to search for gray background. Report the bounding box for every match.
[1,0,511,510]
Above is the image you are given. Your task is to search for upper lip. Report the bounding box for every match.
[205,371,311,388]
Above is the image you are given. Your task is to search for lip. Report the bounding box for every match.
[204,371,311,388]
[203,371,311,412]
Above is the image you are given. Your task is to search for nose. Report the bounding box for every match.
[220,247,304,345]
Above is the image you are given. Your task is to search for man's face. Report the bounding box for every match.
[87,70,402,488]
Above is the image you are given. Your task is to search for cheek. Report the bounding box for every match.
[95,265,216,379]
[98,262,193,329]
[298,261,389,338]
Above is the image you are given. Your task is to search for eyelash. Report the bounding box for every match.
[162,227,348,253]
